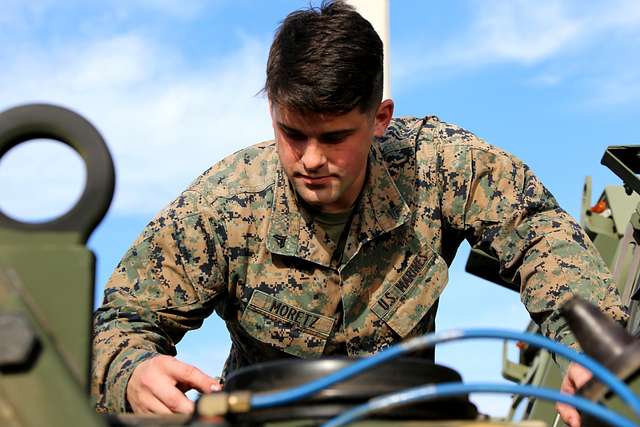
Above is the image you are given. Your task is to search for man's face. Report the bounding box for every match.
[271,101,393,213]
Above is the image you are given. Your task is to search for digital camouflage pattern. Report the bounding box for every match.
[91,116,627,412]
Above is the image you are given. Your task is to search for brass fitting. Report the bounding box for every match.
[227,391,252,413]
[197,391,252,418]
[197,392,229,417]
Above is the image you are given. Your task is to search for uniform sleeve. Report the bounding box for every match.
[91,190,227,413]
[439,141,628,347]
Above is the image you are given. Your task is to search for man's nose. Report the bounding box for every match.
[301,140,327,171]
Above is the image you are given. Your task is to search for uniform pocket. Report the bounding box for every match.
[239,290,336,358]
[369,246,448,337]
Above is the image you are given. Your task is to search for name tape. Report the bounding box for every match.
[247,290,335,338]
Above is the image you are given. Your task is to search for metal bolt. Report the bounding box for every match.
[0,313,37,368]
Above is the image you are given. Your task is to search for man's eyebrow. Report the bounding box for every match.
[320,128,357,138]
[277,122,357,137]
[278,123,305,134]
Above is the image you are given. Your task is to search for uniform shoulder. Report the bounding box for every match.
[421,116,521,164]
[420,116,483,146]
[377,116,425,154]
[378,115,491,152]
[187,140,278,202]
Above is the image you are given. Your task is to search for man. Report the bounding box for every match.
[91,2,627,426]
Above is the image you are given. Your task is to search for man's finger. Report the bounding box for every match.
[557,363,589,427]
[556,402,580,427]
[168,360,219,393]
[135,394,174,415]
[210,377,223,392]
[153,382,196,414]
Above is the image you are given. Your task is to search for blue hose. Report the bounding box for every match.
[249,328,640,418]
[320,382,638,427]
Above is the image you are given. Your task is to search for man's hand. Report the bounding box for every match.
[127,355,222,414]
[556,362,592,427]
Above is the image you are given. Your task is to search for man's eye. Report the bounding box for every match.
[321,134,347,144]
[284,131,306,141]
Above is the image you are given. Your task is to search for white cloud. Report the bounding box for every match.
[120,0,210,20]
[395,1,585,78]
[1,0,212,28]
[528,73,564,87]
[0,31,272,217]
[72,35,153,88]
[402,0,640,70]
[460,1,584,65]
[0,0,55,29]
[394,0,640,105]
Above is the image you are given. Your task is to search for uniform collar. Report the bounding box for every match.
[267,141,411,267]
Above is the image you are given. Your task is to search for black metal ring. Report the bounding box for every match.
[0,104,115,242]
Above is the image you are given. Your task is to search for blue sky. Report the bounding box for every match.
[1,0,639,417]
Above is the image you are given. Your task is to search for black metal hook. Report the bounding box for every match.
[0,104,115,243]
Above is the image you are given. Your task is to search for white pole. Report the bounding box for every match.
[345,0,391,99]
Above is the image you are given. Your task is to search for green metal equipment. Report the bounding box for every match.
[0,104,114,426]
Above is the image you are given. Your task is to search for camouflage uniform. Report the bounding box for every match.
[92,116,627,412]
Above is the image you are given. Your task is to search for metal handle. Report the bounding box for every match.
[0,103,115,242]
[601,145,640,196]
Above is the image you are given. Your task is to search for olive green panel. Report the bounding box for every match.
[627,300,640,336]
[592,233,623,271]
[0,229,93,389]
[0,268,106,427]
[503,349,560,423]
[604,186,640,237]
[502,352,531,383]
[583,209,616,239]
[580,176,592,228]
[581,184,639,271]
[581,184,640,241]
[526,358,563,425]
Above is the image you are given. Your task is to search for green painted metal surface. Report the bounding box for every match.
[0,104,112,427]
[0,266,107,427]
[0,229,93,387]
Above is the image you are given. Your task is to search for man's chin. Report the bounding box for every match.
[300,195,329,207]
[295,189,334,208]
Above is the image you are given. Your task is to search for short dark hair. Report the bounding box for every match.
[264,0,383,115]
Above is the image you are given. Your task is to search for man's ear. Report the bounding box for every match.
[373,99,394,137]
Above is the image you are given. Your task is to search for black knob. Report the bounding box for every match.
[561,296,640,403]
[561,296,633,367]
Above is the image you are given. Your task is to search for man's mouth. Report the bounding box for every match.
[297,174,333,185]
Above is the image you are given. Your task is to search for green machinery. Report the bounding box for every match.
[1,104,639,427]
[0,104,114,426]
